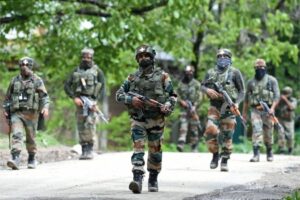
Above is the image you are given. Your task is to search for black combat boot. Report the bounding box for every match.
[79,143,88,160]
[288,147,293,155]
[249,146,260,162]
[7,152,20,170]
[129,170,144,194]
[27,153,37,169]
[191,143,198,153]
[176,141,184,152]
[220,156,229,172]
[148,169,159,192]
[85,143,94,160]
[210,152,219,169]
[266,146,273,162]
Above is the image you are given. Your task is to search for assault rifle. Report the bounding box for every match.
[127,91,171,112]
[259,101,284,134]
[186,100,203,134]
[3,102,11,148]
[80,96,109,124]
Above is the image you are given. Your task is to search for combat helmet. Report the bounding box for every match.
[282,86,293,96]
[216,49,232,58]
[19,57,34,69]
[135,45,156,61]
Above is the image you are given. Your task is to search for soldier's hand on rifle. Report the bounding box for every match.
[230,104,239,116]
[269,108,275,115]
[206,88,222,99]
[74,97,83,107]
[160,102,171,114]
[132,97,144,109]
[41,108,49,118]
[179,100,188,108]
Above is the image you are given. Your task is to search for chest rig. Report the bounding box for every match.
[249,75,274,106]
[178,79,199,103]
[11,75,39,111]
[71,65,102,98]
[128,68,167,119]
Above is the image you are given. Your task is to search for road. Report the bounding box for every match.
[1,152,300,200]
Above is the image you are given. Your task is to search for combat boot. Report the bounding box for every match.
[27,153,37,169]
[148,169,159,192]
[266,146,273,162]
[129,170,144,194]
[7,152,20,170]
[79,143,88,160]
[288,148,293,155]
[210,152,219,169]
[85,143,94,160]
[220,157,229,172]
[176,141,184,152]
[249,146,260,162]
[191,144,198,153]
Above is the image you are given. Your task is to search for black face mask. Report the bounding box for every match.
[255,68,266,80]
[182,73,193,83]
[80,60,93,69]
[139,58,154,69]
[216,57,231,71]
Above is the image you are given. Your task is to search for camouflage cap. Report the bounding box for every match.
[282,86,293,95]
[19,57,34,69]
[135,45,156,60]
[254,58,266,67]
[216,48,232,58]
[81,48,94,56]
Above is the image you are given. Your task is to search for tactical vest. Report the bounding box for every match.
[178,79,200,104]
[277,98,296,121]
[206,67,239,101]
[71,65,102,98]
[249,75,274,106]
[127,68,167,118]
[11,75,40,111]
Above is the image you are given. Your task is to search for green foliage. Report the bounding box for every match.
[284,190,300,200]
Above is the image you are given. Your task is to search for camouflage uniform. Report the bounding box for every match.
[176,66,202,152]
[64,48,105,159]
[116,45,177,193]
[4,57,50,169]
[243,59,280,162]
[201,49,245,172]
[276,87,297,154]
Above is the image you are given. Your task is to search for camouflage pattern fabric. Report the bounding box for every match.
[250,109,274,147]
[204,106,236,157]
[131,117,164,173]
[278,120,295,149]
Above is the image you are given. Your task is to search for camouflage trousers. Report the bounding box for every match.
[76,106,97,145]
[131,116,165,174]
[204,106,236,157]
[250,108,274,147]
[278,119,295,149]
[177,112,199,146]
[10,110,38,154]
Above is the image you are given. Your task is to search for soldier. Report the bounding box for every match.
[201,49,245,172]
[276,86,297,154]
[3,57,50,170]
[116,45,177,193]
[176,65,202,152]
[242,59,280,162]
[64,48,105,160]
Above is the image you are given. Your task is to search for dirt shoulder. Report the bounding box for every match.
[0,146,78,168]
[186,164,300,200]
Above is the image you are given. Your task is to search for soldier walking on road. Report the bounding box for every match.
[3,57,50,170]
[176,65,203,152]
[276,86,297,154]
[201,49,245,172]
[64,48,105,160]
[242,59,280,162]
[116,45,177,193]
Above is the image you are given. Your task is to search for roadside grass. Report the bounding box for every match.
[284,190,300,200]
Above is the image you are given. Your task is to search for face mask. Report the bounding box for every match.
[80,60,93,69]
[183,73,193,83]
[255,68,266,80]
[139,58,154,69]
[216,57,231,71]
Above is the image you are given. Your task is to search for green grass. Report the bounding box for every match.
[284,190,300,200]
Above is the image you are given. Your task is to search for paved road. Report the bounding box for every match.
[1,152,300,200]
